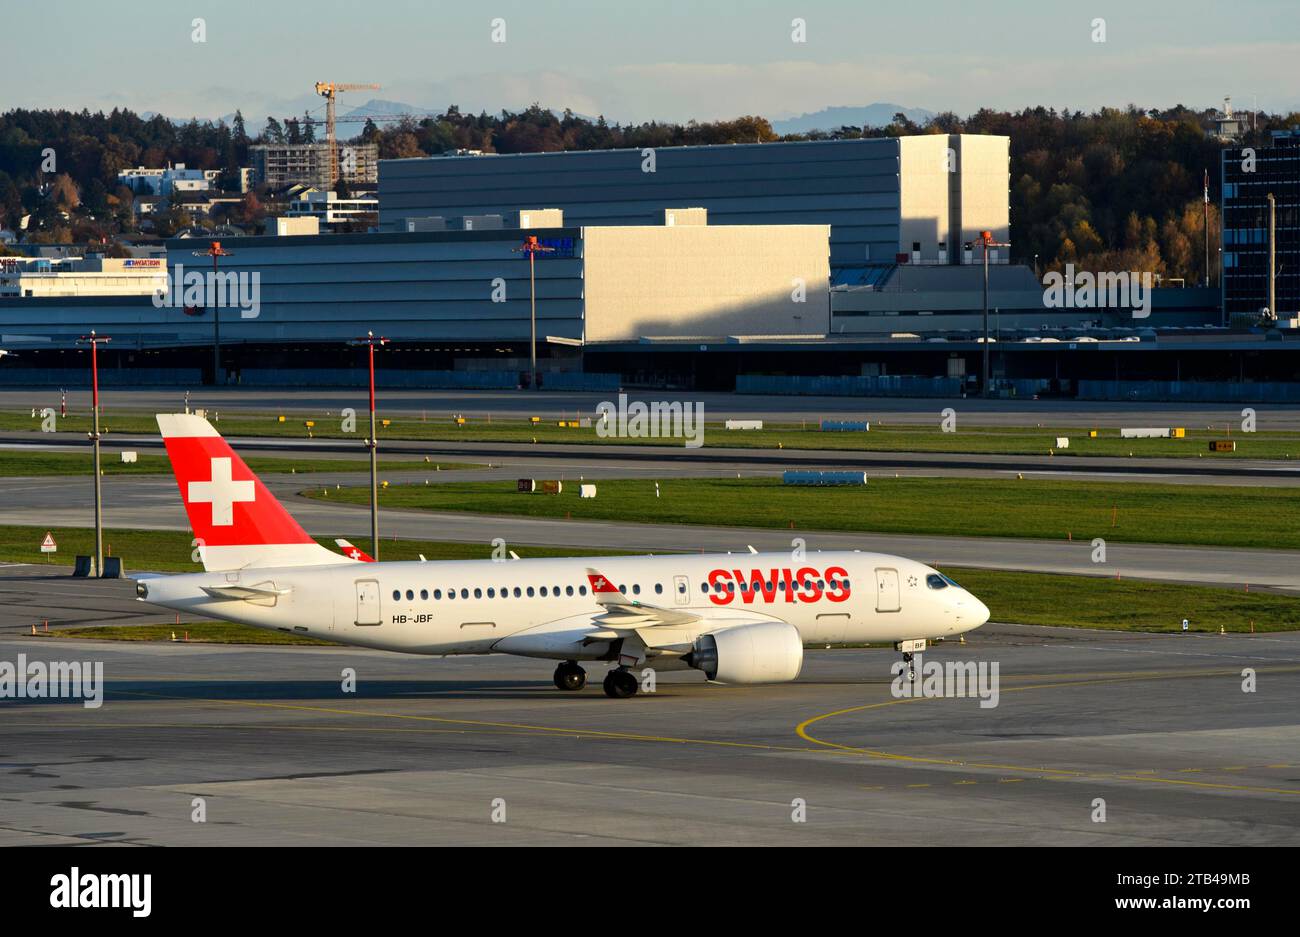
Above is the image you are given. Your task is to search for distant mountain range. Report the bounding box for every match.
[152,100,936,136]
[770,103,936,134]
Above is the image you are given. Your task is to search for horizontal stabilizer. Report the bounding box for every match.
[200,583,292,601]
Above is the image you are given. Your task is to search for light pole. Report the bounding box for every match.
[513,235,554,389]
[351,331,387,559]
[193,240,233,385]
[1203,169,1211,288]
[972,230,1011,398]
[78,330,111,577]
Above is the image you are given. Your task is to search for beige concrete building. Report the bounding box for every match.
[583,222,831,341]
[896,134,1011,265]
[0,256,167,297]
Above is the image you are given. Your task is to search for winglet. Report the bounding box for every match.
[586,569,621,595]
[586,568,630,605]
[335,538,374,563]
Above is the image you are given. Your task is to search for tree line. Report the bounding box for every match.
[2,102,1296,281]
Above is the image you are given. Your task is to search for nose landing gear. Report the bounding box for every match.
[894,638,926,682]
[553,660,587,691]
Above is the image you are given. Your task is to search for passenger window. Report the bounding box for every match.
[474,588,482,599]
[460,588,469,599]
[434,589,442,600]
[420,589,428,600]
[566,585,574,596]
[392,590,400,601]
[632,584,641,595]
[540,586,548,597]
[656,583,664,595]
[405,589,414,600]
[527,587,535,597]
[513,587,521,597]
[487,588,495,598]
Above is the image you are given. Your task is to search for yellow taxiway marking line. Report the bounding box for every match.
[794,665,1300,797]
[114,690,823,755]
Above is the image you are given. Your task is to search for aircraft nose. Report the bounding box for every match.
[951,590,990,629]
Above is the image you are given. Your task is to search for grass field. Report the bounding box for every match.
[3,408,1293,459]
[59,622,340,645]
[52,566,1299,644]
[0,525,643,573]
[307,475,1300,551]
[0,449,478,477]
[941,567,1297,633]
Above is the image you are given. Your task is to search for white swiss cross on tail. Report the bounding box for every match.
[158,413,348,573]
[586,569,621,594]
[188,456,255,526]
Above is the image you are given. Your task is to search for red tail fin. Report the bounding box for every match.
[157,413,352,571]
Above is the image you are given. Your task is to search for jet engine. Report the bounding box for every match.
[684,621,804,684]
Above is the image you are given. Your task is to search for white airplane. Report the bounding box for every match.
[137,413,990,698]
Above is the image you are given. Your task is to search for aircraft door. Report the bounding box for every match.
[355,579,382,625]
[673,575,690,606]
[875,568,900,613]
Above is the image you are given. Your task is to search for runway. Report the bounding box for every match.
[5,386,1300,429]
[2,626,1298,845]
[6,430,1300,484]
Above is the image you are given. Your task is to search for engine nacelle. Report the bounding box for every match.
[685,621,804,684]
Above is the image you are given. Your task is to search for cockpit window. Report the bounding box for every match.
[940,574,964,589]
[926,574,948,590]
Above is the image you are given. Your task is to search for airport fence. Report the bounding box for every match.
[736,374,964,397]
[1077,380,1300,403]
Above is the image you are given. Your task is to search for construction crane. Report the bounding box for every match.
[314,82,381,185]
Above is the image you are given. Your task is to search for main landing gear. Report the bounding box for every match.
[602,668,638,699]
[553,661,587,691]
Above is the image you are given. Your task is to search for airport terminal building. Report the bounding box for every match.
[380,135,1010,268]
[0,133,1287,395]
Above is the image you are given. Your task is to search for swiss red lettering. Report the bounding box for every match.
[825,565,850,603]
[707,568,734,606]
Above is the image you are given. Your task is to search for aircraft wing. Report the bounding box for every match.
[585,569,700,630]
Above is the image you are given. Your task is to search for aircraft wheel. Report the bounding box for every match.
[554,661,587,691]
[603,669,638,699]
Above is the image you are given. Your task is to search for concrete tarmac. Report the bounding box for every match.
[2,625,1297,846]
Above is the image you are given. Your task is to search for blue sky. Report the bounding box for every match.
[5,0,1297,123]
